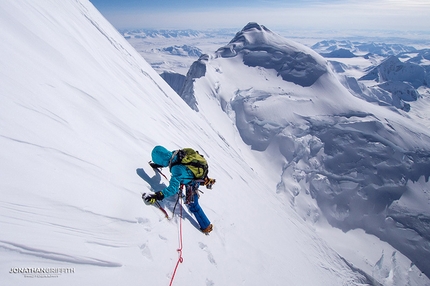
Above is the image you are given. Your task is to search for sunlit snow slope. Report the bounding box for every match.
[0,1,388,286]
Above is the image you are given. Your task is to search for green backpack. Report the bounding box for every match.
[170,148,208,179]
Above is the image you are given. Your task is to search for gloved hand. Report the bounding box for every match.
[144,191,164,204]
[204,177,216,189]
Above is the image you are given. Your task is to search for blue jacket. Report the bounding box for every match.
[151,145,195,198]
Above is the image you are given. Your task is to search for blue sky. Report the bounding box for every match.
[89,0,430,32]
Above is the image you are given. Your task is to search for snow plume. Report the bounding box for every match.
[0,1,391,286]
[183,22,430,284]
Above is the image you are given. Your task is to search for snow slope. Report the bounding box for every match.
[0,1,394,286]
[181,23,430,284]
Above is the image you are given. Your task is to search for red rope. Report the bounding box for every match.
[169,195,183,286]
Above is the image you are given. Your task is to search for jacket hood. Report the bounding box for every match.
[151,145,173,167]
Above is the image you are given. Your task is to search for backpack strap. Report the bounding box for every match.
[168,150,181,169]
[169,150,195,180]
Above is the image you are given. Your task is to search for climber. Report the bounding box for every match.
[145,145,213,234]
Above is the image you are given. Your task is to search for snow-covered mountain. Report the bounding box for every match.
[179,22,430,282]
[2,1,410,286]
[2,1,430,285]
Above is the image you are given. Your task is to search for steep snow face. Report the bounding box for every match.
[215,22,327,87]
[185,23,430,281]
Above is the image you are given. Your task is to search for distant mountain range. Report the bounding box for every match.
[155,45,202,57]
[121,29,205,39]
[359,54,429,111]
[120,28,236,39]
[312,39,417,56]
[310,40,430,111]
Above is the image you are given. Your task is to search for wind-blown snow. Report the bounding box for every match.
[0,1,401,286]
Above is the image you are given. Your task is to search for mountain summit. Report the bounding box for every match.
[215,22,327,87]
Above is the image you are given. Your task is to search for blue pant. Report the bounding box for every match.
[187,193,211,230]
